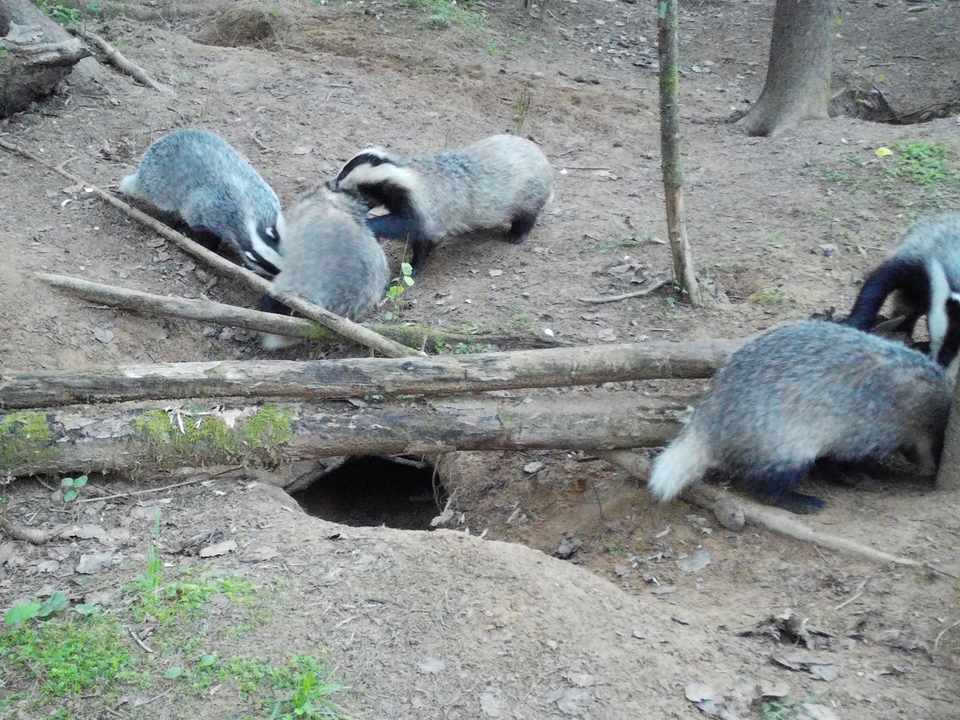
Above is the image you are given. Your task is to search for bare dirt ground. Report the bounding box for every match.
[2,0,960,718]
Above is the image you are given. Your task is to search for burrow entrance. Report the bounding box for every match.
[292,456,446,530]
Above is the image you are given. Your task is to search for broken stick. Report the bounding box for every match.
[68,27,175,95]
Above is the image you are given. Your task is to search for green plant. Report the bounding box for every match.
[759,696,819,720]
[749,287,797,307]
[887,141,959,187]
[61,474,88,503]
[38,0,82,25]
[384,262,415,320]
[409,0,486,29]
[137,510,163,594]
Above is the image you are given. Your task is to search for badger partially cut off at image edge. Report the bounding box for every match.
[329,134,554,273]
[648,260,960,514]
[119,128,285,277]
[260,186,390,350]
[844,212,960,339]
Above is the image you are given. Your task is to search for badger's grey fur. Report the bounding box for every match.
[120,129,285,277]
[648,284,960,513]
[844,213,960,340]
[329,134,554,273]
[260,186,390,350]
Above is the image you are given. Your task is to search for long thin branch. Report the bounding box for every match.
[0,139,417,358]
[579,278,670,304]
[37,273,560,353]
[602,450,922,567]
[68,27,175,95]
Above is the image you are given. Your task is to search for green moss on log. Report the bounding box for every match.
[0,411,56,471]
[133,403,297,467]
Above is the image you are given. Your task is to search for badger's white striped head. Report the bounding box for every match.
[243,214,284,277]
[331,148,422,200]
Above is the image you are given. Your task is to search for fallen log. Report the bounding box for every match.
[0,391,692,477]
[0,0,90,117]
[0,337,743,409]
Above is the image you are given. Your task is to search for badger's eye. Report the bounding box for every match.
[245,251,257,262]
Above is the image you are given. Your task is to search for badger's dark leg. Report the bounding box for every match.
[258,295,294,317]
[366,214,417,240]
[189,228,224,253]
[506,212,538,245]
[745,464,825,514]
[843,257,928,331]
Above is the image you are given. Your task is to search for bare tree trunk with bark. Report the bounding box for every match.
[738,0,837,137]
[0,0,89,117]
[657,0,701,307]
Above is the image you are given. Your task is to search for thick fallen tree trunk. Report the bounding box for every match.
[0,0,90,117]
[0,391,692,477]
[0,338,744,409]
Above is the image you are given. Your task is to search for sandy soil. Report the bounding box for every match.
[1,0,959,718]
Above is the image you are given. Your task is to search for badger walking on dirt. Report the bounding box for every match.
[844,213,960,339]
[648,267,960,513]
[328,134,554,273]
[119,128,285,277]
[260,186,390,350]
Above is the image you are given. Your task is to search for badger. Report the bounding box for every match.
[844,212,960,340]
[260,185,390,350]
[648,267,960,513]
[328,134,554,273]
[119,128,285,277]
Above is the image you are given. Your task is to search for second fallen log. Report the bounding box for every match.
[0,390,692,477]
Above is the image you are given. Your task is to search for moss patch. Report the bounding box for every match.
[0,411,56,472]
[134,403,297,467]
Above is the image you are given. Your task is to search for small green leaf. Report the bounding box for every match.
[165,666,183,679]
[400,262,413,275]
[37,591,70,618]
[403,276,415,286]
[62,477,75,488]
[73,603,101,615]
[199,654,217,667]
[5,601,41,626]
[64,490,78,503]
[73,475,88,488]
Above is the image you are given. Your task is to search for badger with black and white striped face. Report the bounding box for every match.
[260,186,390,350]
[649,262,960,514]
[329,134,554,273]
[844,213,960,341]
[120,129,285,277]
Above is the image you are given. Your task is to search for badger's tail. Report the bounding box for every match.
[843,256,927,330]
[647,430,714,502]
[118,173,139,196]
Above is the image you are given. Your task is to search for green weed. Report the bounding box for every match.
[759,696,819,720]
[38,0,82,26]
[749,288,797,307]
[408,0,486,29]
[384,262,415,321]
[887,141,959,187]
[60,474,87,503]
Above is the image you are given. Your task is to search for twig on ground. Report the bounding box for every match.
[37,273,559,352]
[0,139,417,358]
[602,449,923,566]
[75,474,222,503]
[0,516,61,544]
[126,626,155,653]
[833,579,867,610]
[579,278,671,304]
[68,27,175,95]
[934,618,960,650]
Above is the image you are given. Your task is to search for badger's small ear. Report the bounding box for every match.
[325,177,339,191]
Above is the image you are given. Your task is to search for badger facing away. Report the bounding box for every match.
[119,128,285,277]
[329,134,554,273]
[844,213,960,338]
[648,272,960,513]
[260,186,390,350]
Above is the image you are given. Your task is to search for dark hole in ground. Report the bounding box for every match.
[292,456,445,530]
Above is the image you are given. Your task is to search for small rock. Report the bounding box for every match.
[199,540,238,558]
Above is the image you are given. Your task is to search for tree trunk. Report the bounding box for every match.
[656,0,701,306]
[0,392,693,477]
[0,338,745,409]
[738,0,837,137]
[0,0,90,117]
